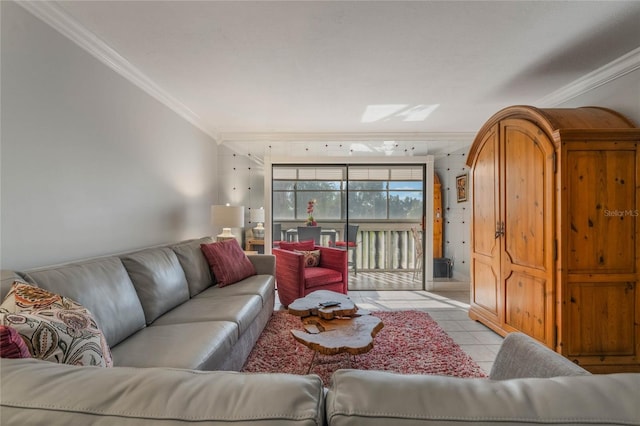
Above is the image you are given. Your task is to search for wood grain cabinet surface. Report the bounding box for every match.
[466,105,640,373]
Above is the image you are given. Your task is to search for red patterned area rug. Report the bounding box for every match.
[242,310,487,385]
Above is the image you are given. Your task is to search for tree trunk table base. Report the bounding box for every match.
[288,290,384,361]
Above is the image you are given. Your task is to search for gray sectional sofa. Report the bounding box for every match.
[1,237,639,425]
[1,236,275,372]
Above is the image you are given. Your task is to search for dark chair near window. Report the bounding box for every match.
[297,226,321,245]
[334,224,359,275]
[273,223,282,248]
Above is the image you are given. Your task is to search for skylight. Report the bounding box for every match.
[361,104,439,123]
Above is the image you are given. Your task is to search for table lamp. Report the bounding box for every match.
[250,207,265,238]
[211,204,244,241]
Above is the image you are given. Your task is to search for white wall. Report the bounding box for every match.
[434,148,471,280]
[1,2,219,270]
[216,144,266,240]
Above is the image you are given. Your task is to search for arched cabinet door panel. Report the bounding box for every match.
[467,105,640,373]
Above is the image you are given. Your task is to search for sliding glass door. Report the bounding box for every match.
[271,163,426,290]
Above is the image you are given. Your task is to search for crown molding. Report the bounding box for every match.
[536,46,640,107]
[217,132,475,144]
[17,1,219,141]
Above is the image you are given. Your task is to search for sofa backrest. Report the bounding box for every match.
[489,332,591,380]
[120,247,190,325]
[0,270,28,300]
[23,257,146,348]
[169,237,215,297]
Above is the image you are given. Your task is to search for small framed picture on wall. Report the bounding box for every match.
[456,173,468,203]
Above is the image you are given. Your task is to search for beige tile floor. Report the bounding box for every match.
[275,278,504,374]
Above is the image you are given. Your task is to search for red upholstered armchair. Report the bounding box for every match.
[273,244,348,307]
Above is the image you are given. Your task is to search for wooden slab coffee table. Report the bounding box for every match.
[288,290,383,370]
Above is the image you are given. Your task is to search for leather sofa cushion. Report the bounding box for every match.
[152,295,262,337]
[1,358,325,425]
[195,274,275,307]
[170,237,215,296]
[24,257,146,348]
[326,370,640,426]
[111,321,237,370]
[121,247,190,324]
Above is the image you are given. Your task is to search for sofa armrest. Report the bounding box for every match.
[247,254,276,276]
[2,358,325,425]
[489,332,591,380]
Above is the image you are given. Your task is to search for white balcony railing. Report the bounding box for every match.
[278,222,422,273]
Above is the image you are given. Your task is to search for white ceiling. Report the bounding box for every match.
[28,1,640,157]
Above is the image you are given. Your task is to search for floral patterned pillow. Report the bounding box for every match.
[0,282,113,367]
[295,249,321,268]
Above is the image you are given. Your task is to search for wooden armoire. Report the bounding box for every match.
[467,105,640,373]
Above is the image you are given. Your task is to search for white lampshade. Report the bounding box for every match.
[211,204,244,239]
[250,207,265,225]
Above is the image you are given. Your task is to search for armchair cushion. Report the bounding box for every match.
[304,267,343,289]
[278,240,315,251]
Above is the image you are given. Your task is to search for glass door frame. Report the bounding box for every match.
[265,155,435,289]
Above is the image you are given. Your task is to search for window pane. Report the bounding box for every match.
[348,181,386,190]
[273,181,295,190]
[389,181,423,190]
[389,191,423,219]
[273,191,295,220]
[348,191,387,219]
[297,192,341,220]
[296,181,341,190]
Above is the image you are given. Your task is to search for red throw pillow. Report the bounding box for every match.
[0,325,31,359]
[278,240,315,251]
[201,239,257,287]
